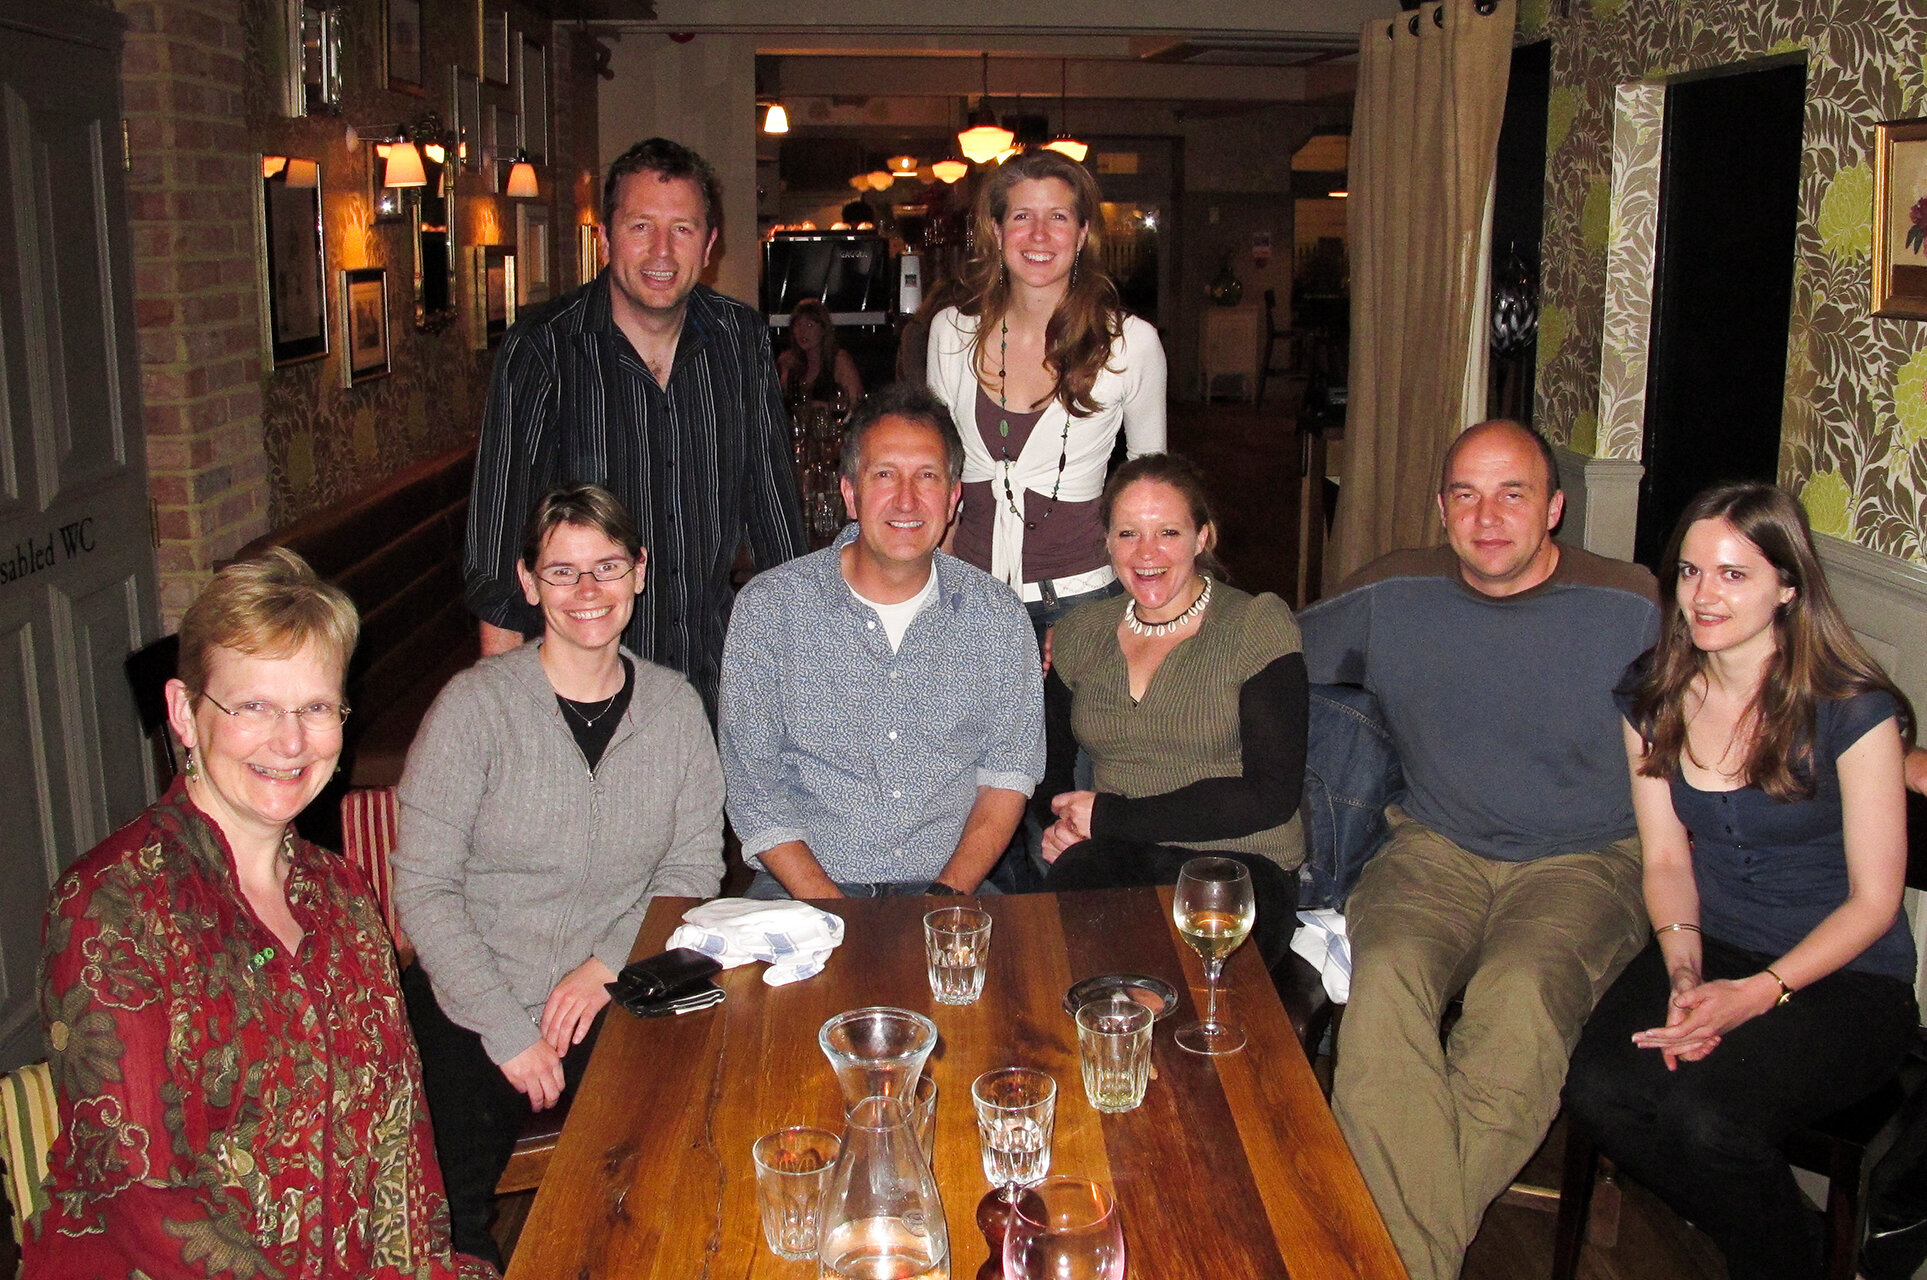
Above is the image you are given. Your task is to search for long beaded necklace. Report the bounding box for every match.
[997,315,1073,526]
[1125,576,1213,637]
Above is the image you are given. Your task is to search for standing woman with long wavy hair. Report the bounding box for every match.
[1564,482,1918,1280]
[926,148,1167,642]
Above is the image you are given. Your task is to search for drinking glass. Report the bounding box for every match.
[1003,1176,1126,1280]
[1075,996,1154,1113]
[750,1126,840,1261]
[923,906,992,1005]
[1172,856,1256,1055]
[818,1007,938,1107]
[971,1068,1056,1200]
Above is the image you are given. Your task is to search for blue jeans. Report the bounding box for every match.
[744,869,1004,900]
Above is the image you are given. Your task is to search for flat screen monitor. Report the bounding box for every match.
[763,233,892,323]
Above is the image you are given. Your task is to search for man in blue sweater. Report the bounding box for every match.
[1299,420,1659,1280]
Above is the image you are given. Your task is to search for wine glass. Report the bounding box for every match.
[1003,1176,1125,1280]
[1172,856,1256,1055]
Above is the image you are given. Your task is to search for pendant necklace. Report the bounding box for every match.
[560,690,619,728]
[996,315,1075,528]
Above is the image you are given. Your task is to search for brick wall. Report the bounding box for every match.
[118,0,270,626]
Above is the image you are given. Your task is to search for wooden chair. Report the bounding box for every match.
[123,633,180,783]
[1255,288,1311,409]
[1551,791,1927,1280]
[338,788,566,1198]
[0,1060,58,1279]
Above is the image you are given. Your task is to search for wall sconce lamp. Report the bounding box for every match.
[762,101,789,134]
[350,116,452,188]
[506,149,539,199]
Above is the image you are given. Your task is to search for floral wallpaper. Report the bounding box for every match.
[243,0,602,527]
[1528,0,1927,561]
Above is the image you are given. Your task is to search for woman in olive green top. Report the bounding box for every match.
[1039,453,1306,968]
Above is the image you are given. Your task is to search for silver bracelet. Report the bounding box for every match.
[1653,922,1702,936]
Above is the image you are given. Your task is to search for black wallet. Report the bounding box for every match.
[606,947,725,1017]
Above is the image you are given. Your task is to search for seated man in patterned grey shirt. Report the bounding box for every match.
[720,384,1044,897]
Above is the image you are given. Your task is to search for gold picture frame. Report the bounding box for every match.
[1872,117,1927,319]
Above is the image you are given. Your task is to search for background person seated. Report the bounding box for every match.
[1038,453,1306,970]
[776,297,863,409]
[396,484,723,1267]
[719,383,1043,898]
[1565,483,1918,1280]
[28,550,490,1279]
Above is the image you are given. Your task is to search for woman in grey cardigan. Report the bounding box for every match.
[393,484,724,1267]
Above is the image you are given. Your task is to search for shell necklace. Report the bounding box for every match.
[1125,576,1212,637]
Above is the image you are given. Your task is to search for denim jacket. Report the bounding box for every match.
[1299,683,1403,909]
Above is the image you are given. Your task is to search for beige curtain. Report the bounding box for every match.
[1330,0,1516,582]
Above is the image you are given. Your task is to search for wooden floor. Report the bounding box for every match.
[489,398,1733,1277]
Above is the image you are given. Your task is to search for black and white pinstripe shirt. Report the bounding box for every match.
[463,275,805,717]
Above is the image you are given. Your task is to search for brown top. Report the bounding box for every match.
[954,386,1107,584]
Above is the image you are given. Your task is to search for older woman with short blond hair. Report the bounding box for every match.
[29,548,491,1279]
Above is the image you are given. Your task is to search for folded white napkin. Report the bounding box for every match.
[1290,908,1353,1004]
[666,898,847,987]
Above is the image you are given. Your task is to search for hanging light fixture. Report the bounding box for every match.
[506,149,538,198]
[867,170,894,191]
[931,159,968,184]
[763,101,789,134]
[888,154,918,174]
[957,52,1014,164]
[1044,59,1088,162]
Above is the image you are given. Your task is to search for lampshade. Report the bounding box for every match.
[262,156,288,180]
[888,154,918,174]
[506,155,539,198]
[959,121,1014,164]
[283,158,319,189]
[423,141,446,165]
[763,102,789,134]
[383,141,426,188]
[1044,137,1088,162]
[867,170,894,191]
[931,159,968,184]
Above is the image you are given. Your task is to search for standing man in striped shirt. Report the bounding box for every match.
[464,137,804,719]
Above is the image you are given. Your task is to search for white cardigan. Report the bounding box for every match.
[926,306,1167,601]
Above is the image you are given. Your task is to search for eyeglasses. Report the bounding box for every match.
[199,691,351,732]
[534,559,637,587]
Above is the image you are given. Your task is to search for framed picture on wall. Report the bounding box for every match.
[483,6,510,86]
[1874,117,1927,319]
[519,36,548,164]
[342,267,391,385]
[579,222,601,284]
[471,245,516,349]
[451,67,482,174]
[517,202,551,307]
[258,158,328,366]
[386,0,423,95]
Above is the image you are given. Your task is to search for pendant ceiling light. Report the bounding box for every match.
[763,102,789,134]
[1044,59,1088,162]
[957,52,1014,164]
[931,159,968,184]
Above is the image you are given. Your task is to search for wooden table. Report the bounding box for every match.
[505,888,1406,1280]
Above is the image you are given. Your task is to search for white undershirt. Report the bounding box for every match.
[850,568,938,652]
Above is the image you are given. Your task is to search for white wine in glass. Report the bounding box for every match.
[1173,857,1256,1055]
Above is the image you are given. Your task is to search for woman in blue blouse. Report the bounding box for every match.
[1565,482,1918,1280]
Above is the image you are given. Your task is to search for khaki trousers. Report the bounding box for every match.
[1332,810,1646,1280]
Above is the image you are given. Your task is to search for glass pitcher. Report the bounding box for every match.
[817,1094,950,1280]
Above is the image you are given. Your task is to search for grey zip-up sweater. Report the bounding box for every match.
[394,641,724,1063]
